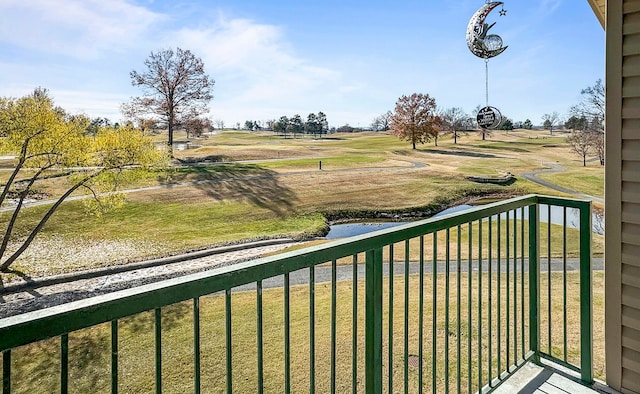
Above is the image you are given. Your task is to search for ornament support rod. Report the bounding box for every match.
[485,59,489,107]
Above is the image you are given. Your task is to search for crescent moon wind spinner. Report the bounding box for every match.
[466,2,508,59]
[467,1,508,129]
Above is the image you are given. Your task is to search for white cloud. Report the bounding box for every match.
[166,15,344,121]
[0,0,165,58]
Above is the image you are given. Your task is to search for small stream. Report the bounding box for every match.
[326,204,604,240]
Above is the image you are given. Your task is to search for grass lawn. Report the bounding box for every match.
[4,270,604,393]
[0,129,603,279]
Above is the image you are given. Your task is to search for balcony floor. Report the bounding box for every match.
[494,361,617,394]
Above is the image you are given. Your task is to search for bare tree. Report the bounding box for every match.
[440,107,468,144]
[371,111,392,131]
[390,93,441,149]
[128,48,214,155]
[213,119,225,130]
[541,112,560,135]
[567,130,593,166]
[571,79,605,165]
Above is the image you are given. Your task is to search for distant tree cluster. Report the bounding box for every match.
[257,112,329,138]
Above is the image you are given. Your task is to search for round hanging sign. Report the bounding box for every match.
[476,106,503,129]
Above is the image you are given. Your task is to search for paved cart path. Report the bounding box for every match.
[521,163,604,204]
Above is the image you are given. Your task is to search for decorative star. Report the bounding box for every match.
[499,8,507,16]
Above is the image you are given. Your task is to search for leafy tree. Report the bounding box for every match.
[128,48,214,155]
[500,118,514,131]
[567,130,594,166]
[565,115,588,131]
[184,117,211,138]
[316,112,329,137]
[290,114,304,138]
[305,113,317,136]
[0,89,164,271]
[273,116,289,138]
[390,93,441,149]
[244,120,255,130]
[522,119,533,129]
[541,112,559,134]
[305,113,327,138]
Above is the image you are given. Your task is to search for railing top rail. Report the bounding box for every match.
[0,194,589,352]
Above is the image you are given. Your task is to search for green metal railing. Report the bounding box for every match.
[0,194,592,393]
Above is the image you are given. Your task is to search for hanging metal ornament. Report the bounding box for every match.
[466,2,508,59]
[466,1,508,130]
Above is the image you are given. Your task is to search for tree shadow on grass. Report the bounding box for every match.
[393,149,500,159]
[164,164,298,218]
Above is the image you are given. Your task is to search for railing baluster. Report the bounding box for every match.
[514,210,518,362]
[284,273,291,394]
[506,211,511,370]
[497,215,502,376]
[563,207,568,362]
[468,222,472,394]
[111,320,118,394]
[548,204,552,357]
[154,308,161,394]
[61,333,69,394]
[257,281,264,394]
[579,201,593,384]
[353,254,359,394]
[445,229,450,394]
[225,289,233,394]
[521,207,526,359]
[456,225,462,394]
[331,260,337,394]
[488,217,493,386]
[194,298,201,394]
[432,233,437,394]
[365,248,383,394]
[419,237,424,392]
[309,267,315,394]
[529,204,540,364]
[404,240,409,394]
[387,247,393,394]
[478,219,482,391]
[3,350,10,394]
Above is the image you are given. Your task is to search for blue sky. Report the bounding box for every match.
[0,0,604,128]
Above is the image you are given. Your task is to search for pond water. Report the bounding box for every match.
[326,204,604,239]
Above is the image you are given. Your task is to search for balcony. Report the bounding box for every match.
[0,194,599,393]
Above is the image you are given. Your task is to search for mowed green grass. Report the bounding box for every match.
[4,271,605,393]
